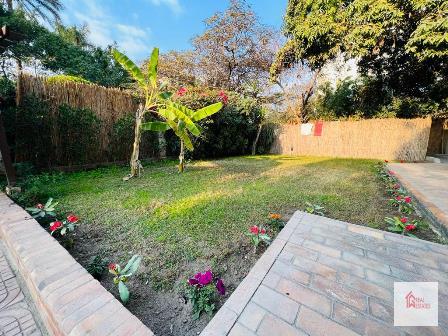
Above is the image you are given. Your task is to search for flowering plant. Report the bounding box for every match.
[185,270,225,320]
[385,216,419,237]
[49,214,79,236]
[268,213,285,231]
[305,202,325,216]
[26,198,58,219]
[389,195,414,214]
[108,255,142,304]
[246,225,271,253]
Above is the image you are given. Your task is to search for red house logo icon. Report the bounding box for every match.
[405,291,431,309]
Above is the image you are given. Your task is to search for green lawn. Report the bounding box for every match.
[20,155,396,287]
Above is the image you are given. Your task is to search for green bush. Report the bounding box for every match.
[166,88,267,159]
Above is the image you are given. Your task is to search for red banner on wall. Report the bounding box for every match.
[314,121,323,136]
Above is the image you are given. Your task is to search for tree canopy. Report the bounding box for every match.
[272,0,448,116]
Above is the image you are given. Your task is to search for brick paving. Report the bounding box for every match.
[202,211,448,336]
[388,163,448,234]
[0,242,44,335]
[0,193,153,336]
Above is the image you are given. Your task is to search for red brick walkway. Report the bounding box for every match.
[202,212,448,336]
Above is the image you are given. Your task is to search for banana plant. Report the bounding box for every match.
[142,101,223,172]
[112,48,223,174]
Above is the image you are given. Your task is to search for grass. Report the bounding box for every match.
[14,155,414,287]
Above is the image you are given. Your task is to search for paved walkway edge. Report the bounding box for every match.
[388,164,448,237]
[201,211,305,336]
[0,193,154,336]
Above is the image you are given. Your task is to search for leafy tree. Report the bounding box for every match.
[112,48,223,176]
[273,0,448,115]
[192,0,278,91]
[3,0,62,24]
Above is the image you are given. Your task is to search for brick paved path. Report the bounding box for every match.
[0,242,44,336]
[202,212,448,336]
[388,163,448,233]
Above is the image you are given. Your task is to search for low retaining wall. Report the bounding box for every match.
[271,118,432,161]
[0,193,153,336]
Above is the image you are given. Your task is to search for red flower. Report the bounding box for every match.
[400,217,408,224]
[261,228,266,234]
[396,196,402,201]
[36,203,44,209]
[177,87,187,96]
[67,215,79,223]
[50,221,62,232]
[404,196,412,204]
[384,160,389,163]
[108,263,117,271]
[218,90,228,104]
[405,224,416,231]
[250,225,259,234]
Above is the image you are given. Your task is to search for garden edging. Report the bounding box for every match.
[0,192,154,336]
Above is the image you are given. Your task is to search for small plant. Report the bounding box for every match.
[87,255,109,280]
[389,195,414,215]
[185,270,225,320]
[246,225,271,253]
[108,255,142,304]
[49,214,79,236]
[305,202,325,216]
[268,213,285,231]
[26,198,58,219]
[385,216,419,237]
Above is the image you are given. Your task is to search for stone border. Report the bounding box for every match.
[200,211,305,336]
[0,193,154,336]
[387,165,448,237]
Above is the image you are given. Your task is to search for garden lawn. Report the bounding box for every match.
[17,155,439,335]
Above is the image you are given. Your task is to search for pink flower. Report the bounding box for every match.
[67,215,79,223]
[400,217,408,224]
[36,203,44,209]
[108,263,117,271]
[218,90,228,104]
[261,228,266,235]
[396,196,402,201]
[404,196,412,204]
[50,221,62,232]
[189,270,213,287]
[177,87,187,96]
[389,170,395,175]
[405,224,416,231]
[216,279,226,296]
[250,226,259,234]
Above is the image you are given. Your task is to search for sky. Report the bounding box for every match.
[60,0,288,63]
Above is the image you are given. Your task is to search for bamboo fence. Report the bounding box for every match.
[17,74,141,165]
[271,118,432,161]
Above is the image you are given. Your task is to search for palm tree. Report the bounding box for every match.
[4,0,63,24]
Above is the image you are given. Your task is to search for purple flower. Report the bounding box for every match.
[198,270,213,286]
[189,270,213,287]
[216,279,226,296]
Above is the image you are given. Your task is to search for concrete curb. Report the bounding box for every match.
[0,193,153,336]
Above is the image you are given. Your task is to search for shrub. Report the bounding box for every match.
[165,88,266,159]
[87,255,109,280]
[185,270,225,320]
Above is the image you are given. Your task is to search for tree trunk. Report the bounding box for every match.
[125,104,144,180]
[251,124,263,155]
[178,140,185,173]
[6,0,13,11]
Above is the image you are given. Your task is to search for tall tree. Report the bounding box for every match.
[3,0,62,24]
[272,0,448,110]
[192,0,278,92]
